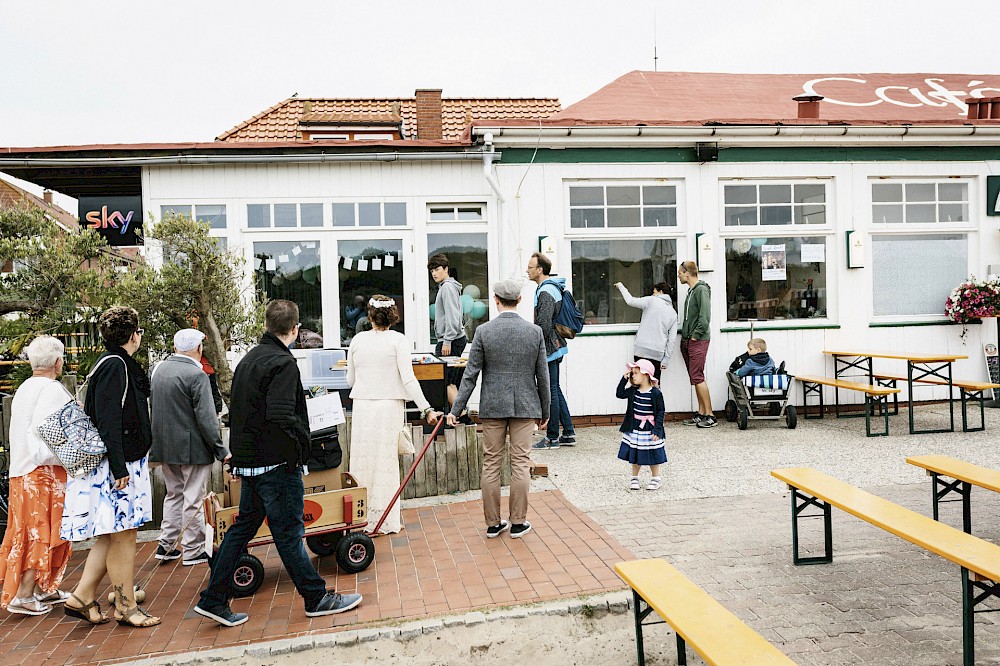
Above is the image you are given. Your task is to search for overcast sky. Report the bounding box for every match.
[2,0,999,208]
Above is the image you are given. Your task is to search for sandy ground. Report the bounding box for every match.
[221,611,687,666]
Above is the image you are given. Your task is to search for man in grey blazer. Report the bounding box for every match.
[150,328,230,565]
[447,278,549,539]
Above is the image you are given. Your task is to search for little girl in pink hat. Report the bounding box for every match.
[615,359,666,490]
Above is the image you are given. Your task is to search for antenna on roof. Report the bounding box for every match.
[652,8,658,72]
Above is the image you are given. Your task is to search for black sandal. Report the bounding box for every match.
[64,594,109,625]
[115,605,161,628]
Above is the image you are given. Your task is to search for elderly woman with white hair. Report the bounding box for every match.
[0,335,72,615]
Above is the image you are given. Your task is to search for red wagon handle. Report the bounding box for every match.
[367,417,445,536]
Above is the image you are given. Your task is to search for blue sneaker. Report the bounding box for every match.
[531,438,560,449]
[194,604,248,627]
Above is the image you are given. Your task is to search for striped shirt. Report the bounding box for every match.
[632,391,655,430]
[230,463,283,477]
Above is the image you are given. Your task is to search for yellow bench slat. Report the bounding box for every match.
[794,375,900,395]
[614,559,797,666]
[873,374,1000,391]
[907,455,1000,494]
[823,350,968,362]
[771,468,1000,581]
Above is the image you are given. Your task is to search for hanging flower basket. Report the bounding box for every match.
[945,277,1000,340]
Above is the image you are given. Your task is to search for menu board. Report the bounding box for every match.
[985,343,1000,401]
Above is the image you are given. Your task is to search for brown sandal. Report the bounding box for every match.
[115,605,161,628]
[64,594,109,625]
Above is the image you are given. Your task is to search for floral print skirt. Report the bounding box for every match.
[0,465,72,607]
[60,457,152,542]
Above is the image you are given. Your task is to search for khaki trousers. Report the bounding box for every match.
[480,418,535,526]
[159,463,213,557]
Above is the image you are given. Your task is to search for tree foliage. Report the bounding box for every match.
[0,205,121,356]
[116,212,265,403]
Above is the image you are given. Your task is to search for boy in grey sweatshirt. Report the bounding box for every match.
[615,282,678,382]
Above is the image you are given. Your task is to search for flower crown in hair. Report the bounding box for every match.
[369,298,395,309]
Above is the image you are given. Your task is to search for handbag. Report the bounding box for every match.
[397,424,415,456]
[36,355,128,478]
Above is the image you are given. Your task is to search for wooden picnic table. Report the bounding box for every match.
[822,349,968,435]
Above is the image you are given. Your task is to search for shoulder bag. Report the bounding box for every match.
[36,355,128,478]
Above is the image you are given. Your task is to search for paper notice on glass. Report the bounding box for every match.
[292,245,302,256]
[253,257,262,270]
[801,243,826,263]
[371,258,382,271]
[306,392,346,432]
[265,259,277,271]
[357,259,369,272]
[761,244,787,281]
[343,257,353,270]
[305,242,316,249]
[278,254,289,263]
[385,254,396,267]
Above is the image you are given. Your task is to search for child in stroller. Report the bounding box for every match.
[725,337,796,429]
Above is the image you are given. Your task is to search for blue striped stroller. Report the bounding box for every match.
[724,368,797,430]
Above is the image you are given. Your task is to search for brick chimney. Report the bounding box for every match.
[793,95,823,120]
[966,97,1000,120]
[415,89,443,140]
[42,190,53,205]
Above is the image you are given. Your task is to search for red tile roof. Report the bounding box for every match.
[217,97,562,142]
[551,71,1000,125]
[0,176,78,229]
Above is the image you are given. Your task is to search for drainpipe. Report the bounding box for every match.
[481,133,505,203]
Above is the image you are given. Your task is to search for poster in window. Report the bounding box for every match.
[800,243,825,263]
[761,244,787,281]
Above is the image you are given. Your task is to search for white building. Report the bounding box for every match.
[4,74,1000,419]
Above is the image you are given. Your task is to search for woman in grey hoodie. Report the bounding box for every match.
[615,281,678,382]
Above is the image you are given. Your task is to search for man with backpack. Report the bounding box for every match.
[527,252,580,449]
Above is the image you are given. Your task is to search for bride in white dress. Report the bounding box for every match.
[347,295,440,534]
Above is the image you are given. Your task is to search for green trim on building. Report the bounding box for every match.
[577,329,638,338]
[869,319,979,328]
[501,146,1000,164]
[719,323,841,333]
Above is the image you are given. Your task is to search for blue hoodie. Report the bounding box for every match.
[534,277,568,362]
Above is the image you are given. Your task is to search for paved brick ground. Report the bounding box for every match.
[0,490,629,666]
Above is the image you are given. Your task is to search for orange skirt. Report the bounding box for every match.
[0,465,71,607]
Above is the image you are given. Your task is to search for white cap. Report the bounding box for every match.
[173,328,206,352]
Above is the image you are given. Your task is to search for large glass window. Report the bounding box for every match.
[569,184,677,229]
[570,239,677,325]
[253,241,324,345]
[338,239,404,345]
[724,236,829,321]
[247,203,326,229]
[723,182,826,226]
[872,234,968,316]
[427,233,489,343]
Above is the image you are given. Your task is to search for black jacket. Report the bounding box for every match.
[229,332,310,468]
[84,346,153,481]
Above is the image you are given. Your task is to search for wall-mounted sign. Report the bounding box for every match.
[845,230,864,269]
[695,233,715,272]
[987,176,1000,217]
[78,196,143,246]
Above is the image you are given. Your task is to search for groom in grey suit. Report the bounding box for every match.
[448,278,549,539]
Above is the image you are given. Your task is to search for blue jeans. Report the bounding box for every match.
[199,465,327,611]
[546,358,574,440]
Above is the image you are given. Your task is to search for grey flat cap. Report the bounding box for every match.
[492,278,524,301]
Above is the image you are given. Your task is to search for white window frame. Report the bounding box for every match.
[564,179,684,235]
[330,200,409,229]
[720,230,836,325]
[719,178,833,230]
[868,177,975,322]
[426,203,487,224]
[243,202,328,231]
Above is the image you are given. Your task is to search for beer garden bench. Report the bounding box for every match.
[614,558,797,666]
[873,374,1000,432]
[771,467,1000,666]
[793,374,900,437]
[906,454,1000,534]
